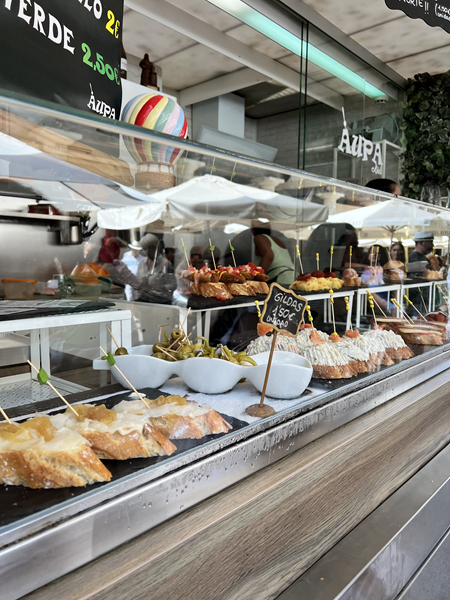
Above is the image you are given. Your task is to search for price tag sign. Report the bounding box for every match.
[0,0,123,118]
[385,0,450,35]
[260,283,307,338]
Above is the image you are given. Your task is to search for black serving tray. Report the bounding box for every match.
[0,387,248,530]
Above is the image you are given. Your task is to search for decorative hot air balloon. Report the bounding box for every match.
[122,93,188,189]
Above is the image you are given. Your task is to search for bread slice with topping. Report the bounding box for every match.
[0,416,111,488]
[50,404,176,460]
[114,395,232,440]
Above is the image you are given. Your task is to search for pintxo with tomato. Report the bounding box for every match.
[180,262,270,301]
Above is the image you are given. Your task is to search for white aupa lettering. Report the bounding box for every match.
[338,108,383,175]
[87,84,116,119]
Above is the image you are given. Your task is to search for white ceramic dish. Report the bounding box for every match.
[93,346,312,399]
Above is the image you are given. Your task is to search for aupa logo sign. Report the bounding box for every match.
[338,109,383,175]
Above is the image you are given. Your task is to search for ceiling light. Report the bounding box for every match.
[208,0,386,100]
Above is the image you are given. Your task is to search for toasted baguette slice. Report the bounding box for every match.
[0,418,111,488]
[50,404,176,460]
[397,328,443,346]
[250,281,269,294]
[189,281,232,300]
[225,282,257,296]
[114,395,233,440]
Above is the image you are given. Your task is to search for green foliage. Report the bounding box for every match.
[400,71,450,198]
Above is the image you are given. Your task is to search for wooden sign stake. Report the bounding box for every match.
[246,330,278,418]
[246,283,307,418]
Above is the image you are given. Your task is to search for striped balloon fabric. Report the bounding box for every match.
[122,93,188,165]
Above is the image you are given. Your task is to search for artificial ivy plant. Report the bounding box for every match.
[400,71,450,198]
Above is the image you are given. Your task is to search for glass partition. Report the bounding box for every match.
[0,90,449,460]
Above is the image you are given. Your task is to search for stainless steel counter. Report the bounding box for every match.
[1,344,450,600]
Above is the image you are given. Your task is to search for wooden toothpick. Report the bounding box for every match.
[106,325,119,349]
[180,307,191,332]
[99,347,151,409]
[306,304,315,330]
[158,323,170,344]
[316,253,320,271]
[0,406,12,425]
[27,360,79,417]
[329,245,333,274]
[329,290,337,335]
[296,245,304,274]
[229,239,237,268]
[181,238,190,268]
[349,246,352,270]
[404,295,427,321]
[366,289,387,317]
[208,239,216,270]
[344,296,353,330]
[367,293,377,327]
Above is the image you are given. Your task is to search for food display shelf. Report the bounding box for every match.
[0,309,132,399]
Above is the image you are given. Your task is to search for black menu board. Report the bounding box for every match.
[385,0,450,34]
[260,283,307,337]
[0,0,123,118]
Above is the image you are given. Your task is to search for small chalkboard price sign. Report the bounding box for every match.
[385,0,450,35]
[246,283,307,419]
[260,283,307,338]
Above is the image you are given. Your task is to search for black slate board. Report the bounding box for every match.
[187,293,267,310]
[0,388,248,530]
[0,301,116,322]
[385,0,450,35]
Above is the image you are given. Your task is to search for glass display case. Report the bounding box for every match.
[1,90,450,599]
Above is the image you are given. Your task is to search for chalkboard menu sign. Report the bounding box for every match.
[385,0,450,34]
[260,283,307,337]
[0,0,123,118]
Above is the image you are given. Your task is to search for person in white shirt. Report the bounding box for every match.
[122,241,145,301]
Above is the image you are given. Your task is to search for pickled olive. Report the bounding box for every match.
[195,336,210,349]
[101,355,107,360]
[153,352,164,359]
[171,329,184,341]
[239,356,257,366]
[192,343,203,351]
[238,377,247,384]
[153,343,165,353]
[115,347,128,356]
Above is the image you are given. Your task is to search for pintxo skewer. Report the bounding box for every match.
[27,360,79,417]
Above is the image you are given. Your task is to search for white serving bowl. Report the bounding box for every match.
[93,346,312,399]
[93,345,177,389]
[246,351,312,400]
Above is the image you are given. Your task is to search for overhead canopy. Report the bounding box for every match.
[97,174,328,230]
[327,199,446,230]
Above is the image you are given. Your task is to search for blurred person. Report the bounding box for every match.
[390,242,406,263]
[164,247,175,273]
[175,245,205,274]
[97,237,143,292]
[137,233,171,280]
[122,241,145,301]
[408,231,440,264]
[366,178,401,196]
[251,223,295,285]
